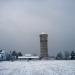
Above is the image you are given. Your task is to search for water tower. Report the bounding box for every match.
[40,32,48,58]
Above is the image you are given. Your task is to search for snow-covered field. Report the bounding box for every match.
[0,60,75,75]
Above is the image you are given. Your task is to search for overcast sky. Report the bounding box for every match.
[0,0,75,56]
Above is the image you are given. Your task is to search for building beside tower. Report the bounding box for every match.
[40,32,48,58]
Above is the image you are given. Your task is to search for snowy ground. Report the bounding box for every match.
[0,60,75,75]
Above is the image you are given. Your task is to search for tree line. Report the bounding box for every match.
[6,50,75,60]
[6,51,23,61]
[56,50,75,60]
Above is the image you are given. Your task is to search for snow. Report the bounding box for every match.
[18,56,39,59]
[0,60,75,75]
[40,32,48,35]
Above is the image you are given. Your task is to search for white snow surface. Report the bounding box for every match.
[0,60,75,75]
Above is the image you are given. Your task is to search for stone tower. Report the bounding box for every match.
[40,32,48,58]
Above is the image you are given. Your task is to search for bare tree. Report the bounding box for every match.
[64,51,70,60]
[56,52,63,60]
